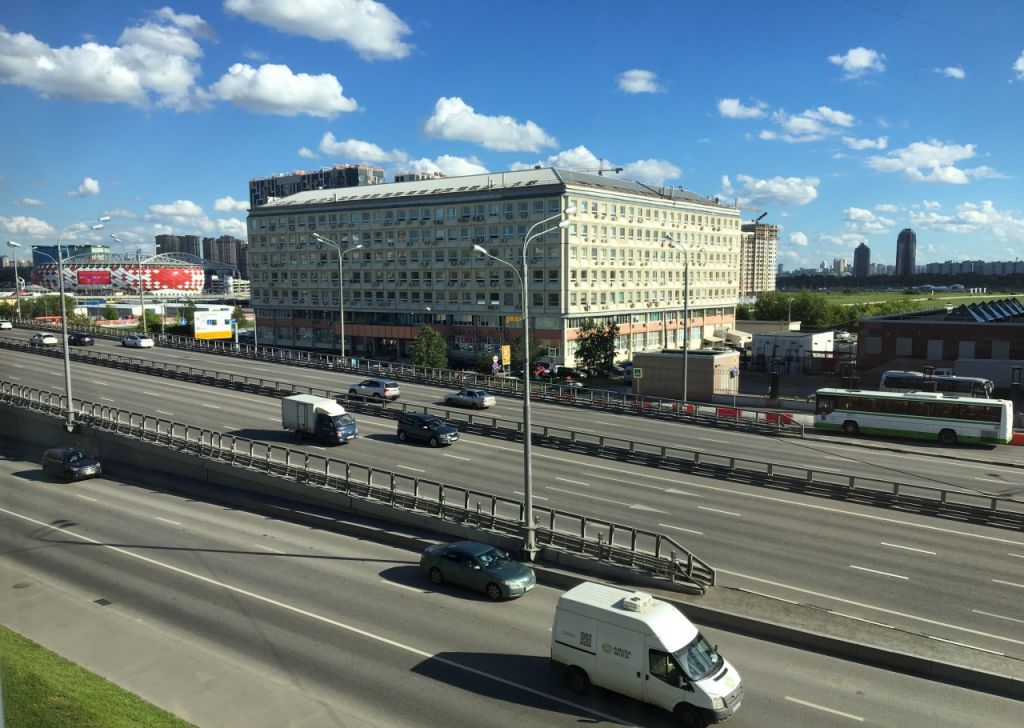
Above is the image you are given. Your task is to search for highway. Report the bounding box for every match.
[2,335,1024,660]
[1,452,1019,728]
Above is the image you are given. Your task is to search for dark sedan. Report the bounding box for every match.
[68,332,95,346]
[41,447,102,482]
[420,541,536,600]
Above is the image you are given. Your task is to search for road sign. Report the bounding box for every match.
[500,344,511,365]
[179,318,187,325]
[632,367,644,379]
[492,354,499,363]
[506,315,523,323]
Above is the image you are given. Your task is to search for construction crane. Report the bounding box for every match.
[574,163,624,176]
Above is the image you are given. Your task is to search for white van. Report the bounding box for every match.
[551,582,742,727]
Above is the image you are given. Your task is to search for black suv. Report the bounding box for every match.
[397,412,459,447]
[68,332,95,346]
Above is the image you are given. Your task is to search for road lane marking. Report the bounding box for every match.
[1008,553,1024,559]
[719,568,1024,648]
[512,490,548,500]
[784,696,863,722]
[442,453,471,461]
[397,465,425,473]
[200,403,221,410]
[100,397,115,402]
[698,437,729,444]
[972,609,1024,626]
[143,391,162,397]
[992,578,1024,589]
[92,381,108,386]
[156,410,174,416]
[254,544,284,554]
[697,505,741,517]
[850,565,908,580]
[74,494,98,503]
[547,486,669,514]
[385,580,428,593]
[222,425,238,431]
[0,505,633,727]
[555,477,589,486]
[664,488,702,497]
[880,542,936,555]
[658,523,704,536]
[155,517,182,526]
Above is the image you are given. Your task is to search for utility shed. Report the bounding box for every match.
[631,349,739,401]
[751,330,833,369]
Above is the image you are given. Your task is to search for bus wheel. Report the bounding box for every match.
[938,429,958,446]
[841,420,859,435]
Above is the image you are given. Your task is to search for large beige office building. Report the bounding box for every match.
[245,168,742,366]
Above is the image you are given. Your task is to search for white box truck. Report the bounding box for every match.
[281,394,357,445]
[551,582,742,727]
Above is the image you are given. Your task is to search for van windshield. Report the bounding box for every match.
[673,633,721,681]
[331,414,356,428]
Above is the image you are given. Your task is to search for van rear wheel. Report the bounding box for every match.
[674,704,705,728]
[566,666,590,695]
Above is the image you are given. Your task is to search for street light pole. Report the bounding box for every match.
[6,240,22,321]
[667,237,705,405]
[314,233,362,359]
[472,204,575,559]
[56,216,111,431]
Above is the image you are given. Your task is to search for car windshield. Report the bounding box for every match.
[475,547,509,567]
[333,414,356,427]
[66,451,88,463]
[673,633,722,682]
[426,419,447,430]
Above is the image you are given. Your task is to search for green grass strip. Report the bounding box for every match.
[0,624,194,728]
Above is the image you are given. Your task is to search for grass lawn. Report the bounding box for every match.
[0,624,194,728]
[820,290,1022,308]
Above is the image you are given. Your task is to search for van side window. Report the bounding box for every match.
[648,649,683,686]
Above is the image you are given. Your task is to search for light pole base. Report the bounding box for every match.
[64,421,79,434]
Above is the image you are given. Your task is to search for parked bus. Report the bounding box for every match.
[813,388,1013,446]
[878,370,994,398]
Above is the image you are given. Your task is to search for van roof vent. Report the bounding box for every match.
[622,591,654,612]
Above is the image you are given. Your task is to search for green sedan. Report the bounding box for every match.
[420,541,536,601]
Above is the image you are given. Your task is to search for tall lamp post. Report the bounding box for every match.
[56,216,111,431]
[313,233,362,359]
[472,204,575,559]
[6,240,22,321]
[666,237,705,405]
[109,235,148,334]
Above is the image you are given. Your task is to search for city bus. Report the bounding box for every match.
[878,370,994,398]
[813,388,1013,446]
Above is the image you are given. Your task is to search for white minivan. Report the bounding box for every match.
[551,582,742,727]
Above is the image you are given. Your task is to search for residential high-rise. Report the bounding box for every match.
[249,164,385,208]
[31,244,110,267]
[155,234,201,258]
[895,228,916,277]
[739,221,778,296]
[246,167,743,365]
[853,242,870,278]
[202,235,248,277]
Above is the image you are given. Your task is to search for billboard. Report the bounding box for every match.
[76,269,112,285]
[193,305,234,340]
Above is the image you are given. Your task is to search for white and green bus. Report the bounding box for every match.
[813,388,1013,446]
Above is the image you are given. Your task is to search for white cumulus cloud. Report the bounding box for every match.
[317,132,406,163]
[67,177,100,197]
[719,174,820,206]
[423,97,556,152]
[843,136,887,150]
[762,106,855,143]
[844,206,894,234]
[213,196,249,212]
[619,159,681,186]
[205,63,357,117]
[910,200,1024,242]
[939,66,965,79]
[828,46,885,79]
[0,8,211,109]
[224,0,412,61]
[922,200,941,210]
[618,69,661,93]
[1013,51,1024,80]
[14,197,43,206]
[298,147,318,159]
[865,139,996,184]
[149,199,205,217]
[819,232,868,247]
[511,145,680,185]
[0,215,56,237]
[403,155,488,177]
[789,232,808,247]
[717,98,766,119]
[875,203,900,213]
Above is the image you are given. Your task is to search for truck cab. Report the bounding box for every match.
[281,394,357,445]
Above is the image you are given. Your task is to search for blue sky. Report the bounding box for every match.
[2,0,1023,271]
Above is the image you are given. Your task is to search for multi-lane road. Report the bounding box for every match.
[1,453,1020,727]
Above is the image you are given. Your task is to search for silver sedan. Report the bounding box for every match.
[444,388,496,409]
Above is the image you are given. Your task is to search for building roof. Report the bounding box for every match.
[255,167,732,211]
[866,298,1024,324]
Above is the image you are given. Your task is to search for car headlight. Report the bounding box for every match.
[712,697,726,710]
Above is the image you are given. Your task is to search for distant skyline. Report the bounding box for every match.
[2,1,1023,269]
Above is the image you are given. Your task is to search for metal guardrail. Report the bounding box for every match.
[4,335,1021,530]
[7,324,804,435]
[0,381,717,591]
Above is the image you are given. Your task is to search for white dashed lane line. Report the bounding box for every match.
[784,696,863,722]
[880,542,936,555]
[850,565,908,580]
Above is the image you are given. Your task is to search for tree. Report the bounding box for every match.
[574,320,619,375]
[410,325,448,369]
[231,304,252,329]
[101,304,119,321]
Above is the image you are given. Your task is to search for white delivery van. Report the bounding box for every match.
[551,582,742,727]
